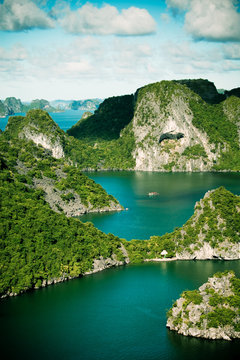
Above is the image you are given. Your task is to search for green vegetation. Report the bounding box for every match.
[175,79,225,104]
[4,110,64,143]
[189,99,239,147]
[167,271,240,337]
[55,165,118,207]
[67,95,134,141]
[182,290,203,305]
[28,99,57,112]
[204,308,236,328]
[66,80,240,171]
[0,167,126,296]
[1,96,240,298]
[0,118,121,212]
[182,145,207,158]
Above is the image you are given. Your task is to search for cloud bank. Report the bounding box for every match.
[167,0,240,42]
[0,0,156,36]
[0,0,54,31]
[59,3,156,36]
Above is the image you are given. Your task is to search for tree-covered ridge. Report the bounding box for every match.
[3,108,135,171]
[67,95,134,141]
[65,79,240,171]
[125,187,240,262]
[174,79,226,104]
[0,130,121,215]
[4,109,64,141]
[1,159,240,297]
[166,271,240,340]
[0,167,127,297]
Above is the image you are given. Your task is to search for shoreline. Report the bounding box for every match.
[2,257,240,299]
[144,257,177,262]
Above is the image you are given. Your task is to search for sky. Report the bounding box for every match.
[0,0,239,101]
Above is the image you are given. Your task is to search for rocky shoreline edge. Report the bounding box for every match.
[166,271,240,341]
[3,255,240,299]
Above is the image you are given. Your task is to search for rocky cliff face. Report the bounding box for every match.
[167,271,240,341]
[5,109,66,159]
[64,79,240,172]
[4,97,23,114]
[174,188,240,260]
[137,187,240,263]
[33,176,123,216]
[21,130,65,159]
[132,82,218,171]
[85,243,130,275]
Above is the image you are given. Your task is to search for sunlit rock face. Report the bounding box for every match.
[132,81,217,171]
[167,271,240,341]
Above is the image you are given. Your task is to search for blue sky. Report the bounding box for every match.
[0,0,239,100]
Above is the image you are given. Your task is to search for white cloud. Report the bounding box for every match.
[59,3,156,36]
[223,44,240,60]
[0,0,54,31]
[0,44,27,61]
[166,0,190,11]
[167,0,240,42]
[64,61,93,73]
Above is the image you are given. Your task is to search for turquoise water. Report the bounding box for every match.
[0,109,85,132]
[1,261,240,360]
[1,114,240,358]
[81,171,240,240]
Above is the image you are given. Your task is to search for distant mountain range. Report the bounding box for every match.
[50,98,103,111]
[0,97,103,116]
[0,97,57,117]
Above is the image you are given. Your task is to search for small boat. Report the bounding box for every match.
[148,192,159,196]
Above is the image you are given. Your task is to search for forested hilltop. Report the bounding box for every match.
[1,114,240,297]
[1,110,122,216]
[1,86,240,298]
[67,79,240,171]
[167,271,240,341]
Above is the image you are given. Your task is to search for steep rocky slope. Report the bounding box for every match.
[0,163,128,297]
[67,95,134,141]
[67,79,240,171]
[5,110,66,159]
[126,187,240,262]
[1,112,123,216]
[132,81,240,171]
[174,79,225,104]
[167,271,240,340]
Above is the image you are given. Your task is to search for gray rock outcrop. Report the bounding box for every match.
[132,82,217,171]
[167,271,240,340]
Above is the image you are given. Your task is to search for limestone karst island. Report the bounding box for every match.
[1,3,240,359]
[1,79,240,348]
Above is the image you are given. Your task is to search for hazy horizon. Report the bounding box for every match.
[0,0,239,100]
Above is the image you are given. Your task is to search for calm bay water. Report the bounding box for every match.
[0,109,85,132]
[1,115,240,358]
[1,261,240,360]
[81,171,240,240]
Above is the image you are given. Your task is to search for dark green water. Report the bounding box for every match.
[81,171,240,240]
[1,172,240,359]
[1,261,240,360]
